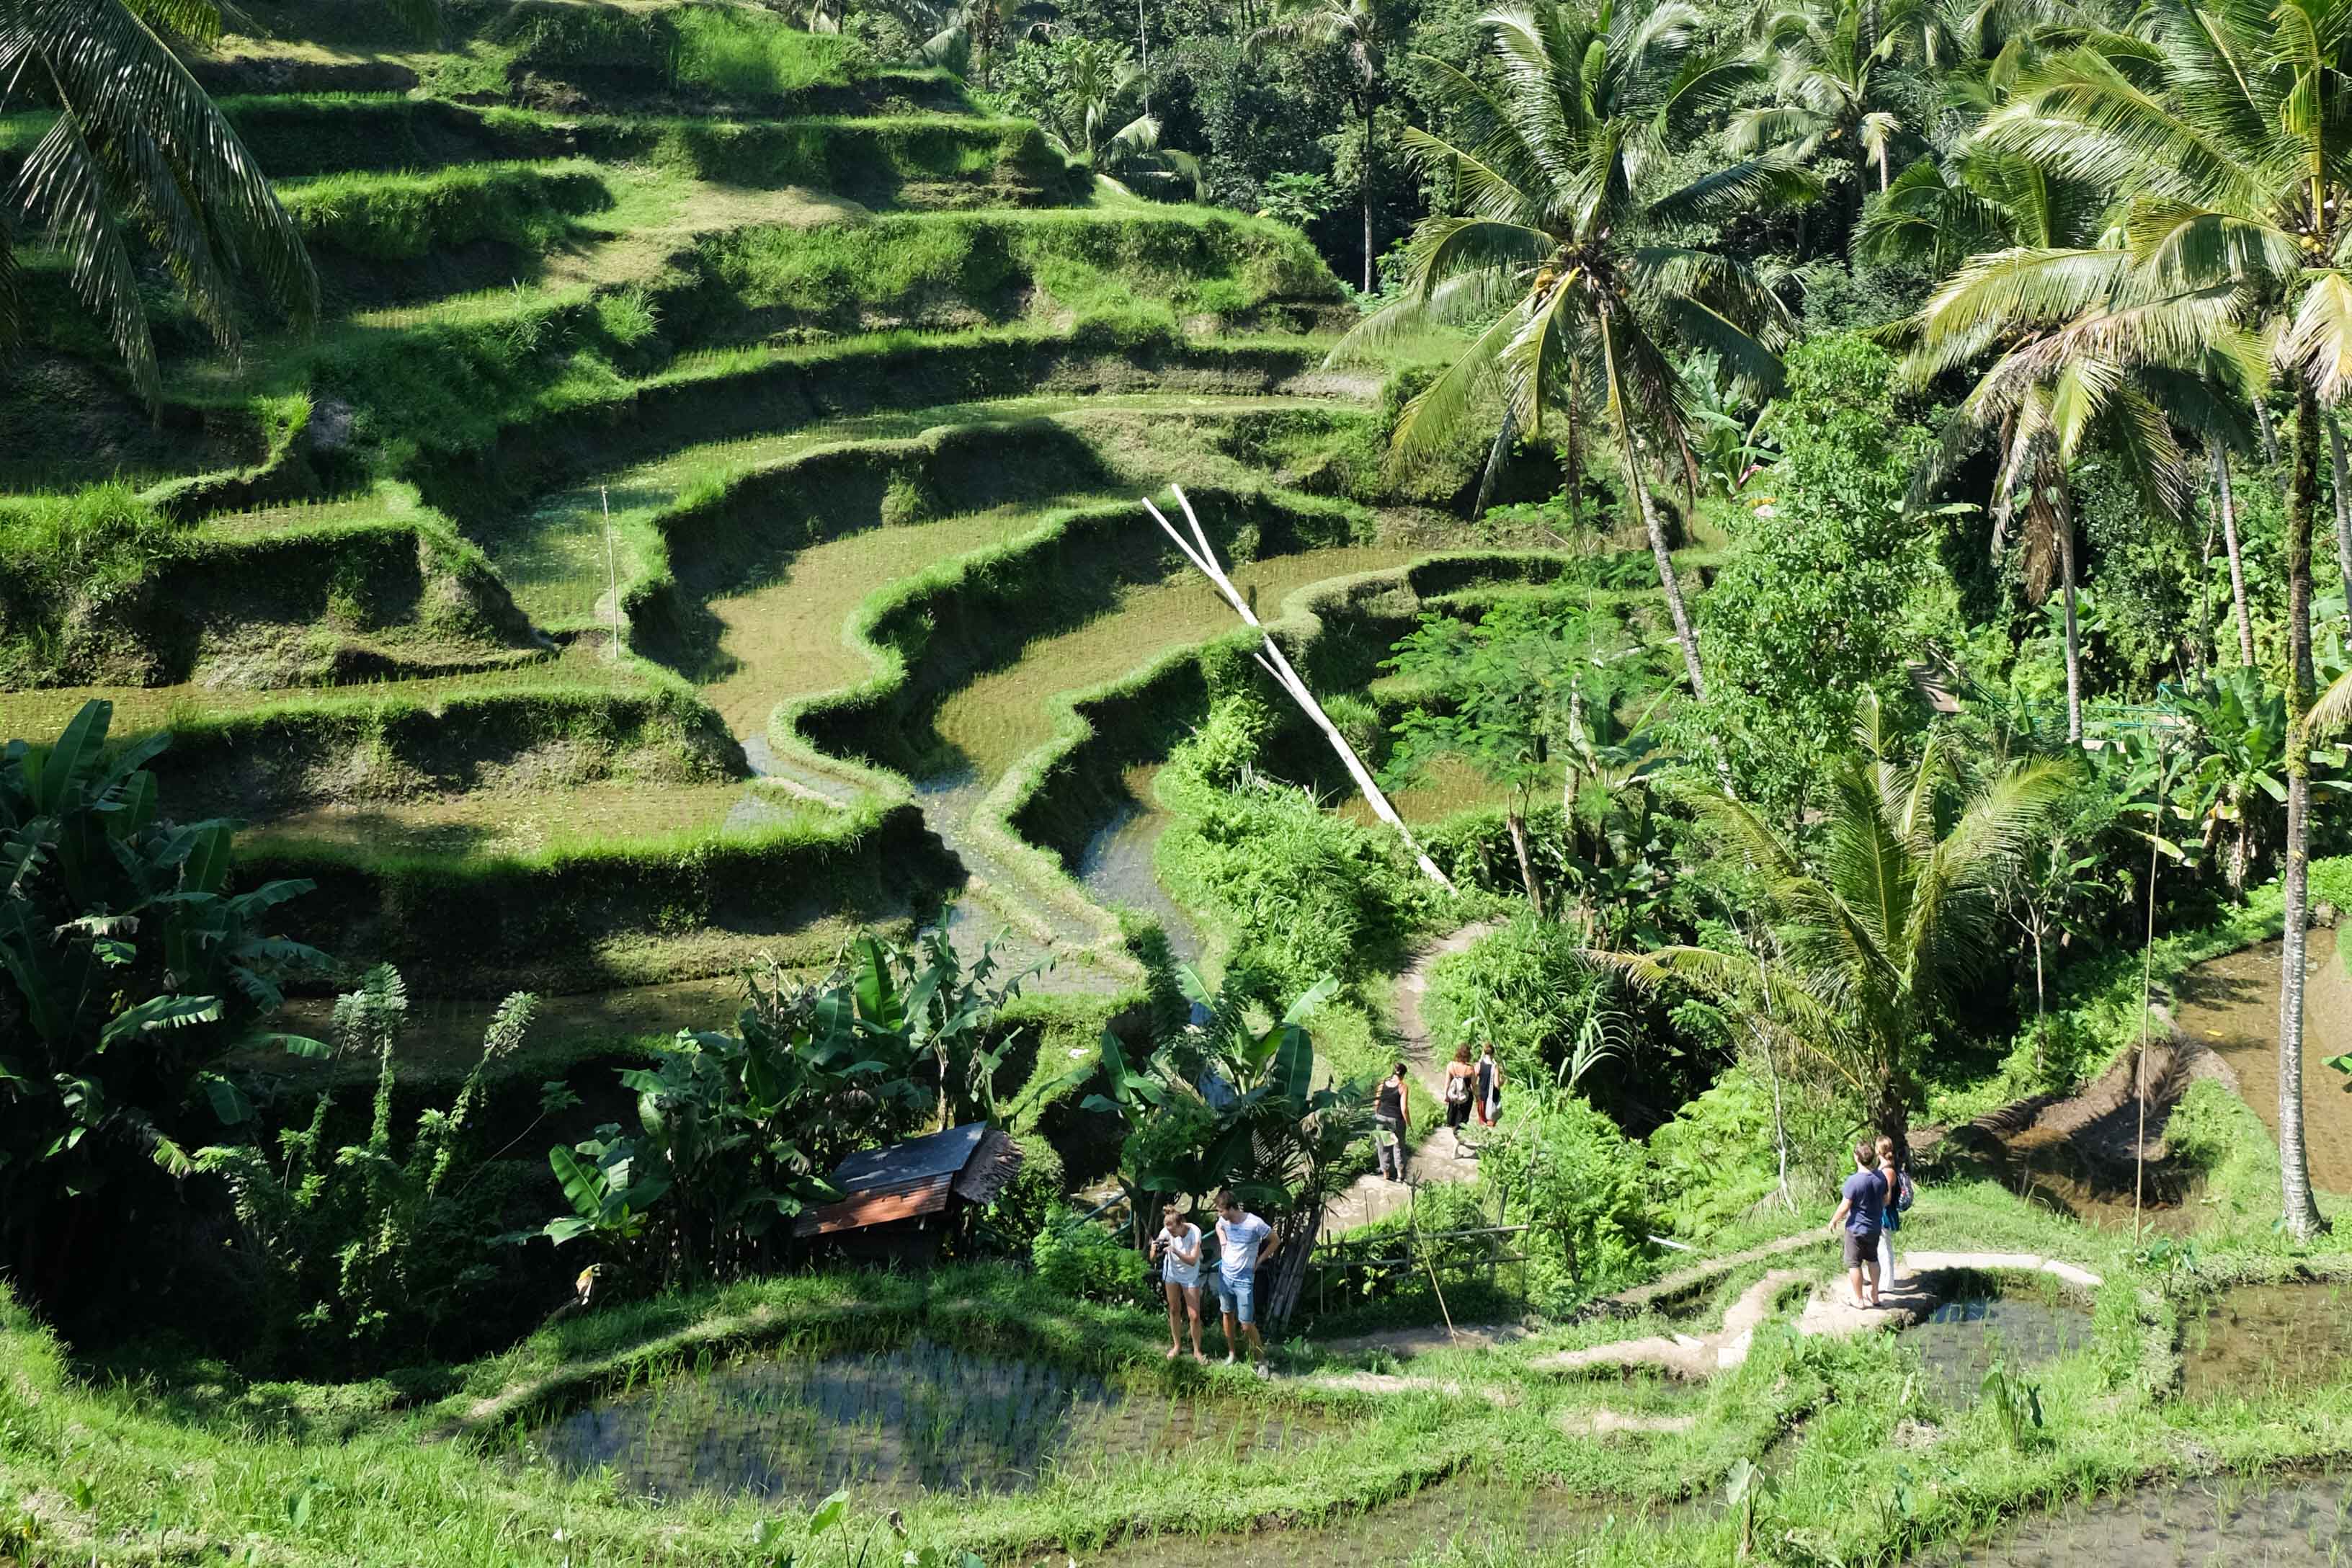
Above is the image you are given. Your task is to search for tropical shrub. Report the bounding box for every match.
[1086,970,1371,1326]
[1695,334,1944,815]
[195,966,537,1362]
[1478,1089,1650,1313]
[1,701,327,1306]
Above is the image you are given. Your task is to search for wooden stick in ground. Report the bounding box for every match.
[1141,484,1455,891]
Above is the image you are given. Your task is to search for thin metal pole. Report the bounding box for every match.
[602,484,623,659]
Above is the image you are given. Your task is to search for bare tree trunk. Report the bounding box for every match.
[2217,447,2257,667]
[2330,413,2352,605]
[2280,388,2326,1239]
[2257,396,2281,466]
[1619,424,1706,699]
[2058,498,2082,745]
[1144,486,1453,888]
[1505,809,1543,916]
[1360,94,1375,295]
[1564,378,1585,532]
[1473,404,1517,520]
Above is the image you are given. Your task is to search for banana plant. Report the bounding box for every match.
[2,700,327,1291]
[1084,968,1365,1325]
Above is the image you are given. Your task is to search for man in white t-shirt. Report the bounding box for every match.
[1213,1188,1278,1376]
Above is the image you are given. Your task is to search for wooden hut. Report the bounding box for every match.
[793,1121,1023,1266]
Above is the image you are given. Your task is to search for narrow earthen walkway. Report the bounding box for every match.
[1321,923,1498,1233]
[1532,1269,1814,1379]
[1532,1248,2106,1380]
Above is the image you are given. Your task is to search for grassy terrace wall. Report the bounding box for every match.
[415,325,1330,520]
[1003,553,1580,868]
[694,209,1342,336]
[148,682,741,816]
[793,484,1374,779]
[242,796,954,992]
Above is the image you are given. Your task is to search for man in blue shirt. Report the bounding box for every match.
[1827,1141,1885,1309]
[1213,1188,1279,1376]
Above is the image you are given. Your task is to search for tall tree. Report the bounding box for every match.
[1,0,318,404]
[1734,0,1908,200]
[1250,0,1389,293]
[1905,302,2204,744]
[1605,695,2070,1156]
[1336,0,1810,698]
[1944,0,2352,1235]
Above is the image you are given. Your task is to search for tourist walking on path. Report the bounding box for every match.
[1875,1133,1912,1288]
[1373,1061,1411,1182]
[1475,1043,1504,1128]
[1829,1143,1885,1309]
[1213,1189,1278,1376]
[1152,1203,1206,1363]
[1443,1043,1477,1150]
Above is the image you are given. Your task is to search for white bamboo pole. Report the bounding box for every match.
[1142,484,1455,891]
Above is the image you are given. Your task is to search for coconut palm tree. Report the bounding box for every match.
[1935,0,2352,1237]
[1600,695,2070,1157]
[1,0,317,406]
[1734,0,1909,202]
[1249,0,1388,293]
[1334,0,1811,698]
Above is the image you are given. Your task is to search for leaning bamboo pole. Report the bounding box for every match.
[1141,484,1454,890]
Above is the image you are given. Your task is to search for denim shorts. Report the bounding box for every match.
[1162,1257,1201,1289]
[1219,1272,1256,1324]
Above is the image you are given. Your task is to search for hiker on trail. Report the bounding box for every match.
[1443,1043,1477,1148]
[1828,1142,1885,1309]
[1373,1061,1411,1183]
[1213,1188,1278,1376]
[1475,1043,1503,1128]
[1875,1134,1912,1288]
[1152,1203,1206,1363]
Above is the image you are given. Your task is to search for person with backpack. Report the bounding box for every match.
[1372,1061,1411,1182]
[1875,1133,1914,1288]
[1474,1043,1504,1127]
[1442,1043,1477,1152]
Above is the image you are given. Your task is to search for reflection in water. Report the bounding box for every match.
[1919,1472,2352,1566]
[2183,1282,2352,1402]
[1075,768,1202,964]
[1904,1293,2095,1407]
[536,1340,1324,1505]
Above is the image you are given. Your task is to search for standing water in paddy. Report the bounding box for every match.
[533,1340,1326,1503]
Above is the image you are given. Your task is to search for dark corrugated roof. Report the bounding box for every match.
[829,1121,989,1190]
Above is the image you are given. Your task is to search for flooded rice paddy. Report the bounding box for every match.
[537,1340,1327,1505]
[2183,1280,2352,1402]
[1066,1479,1685,1568]
[2175,927,2352,1193]
[1919,1472,2352,1566]
[1904,1291,2096,1407]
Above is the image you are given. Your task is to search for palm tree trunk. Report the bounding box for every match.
[1611,408,1706,698]
[2280,383,2325,1242]
[1360,94,1376,295]
[1474,404,1518,520]
[1505,808,1544,916]
[2216,447,2257,667]
[2058,499,2082,745]
[2330,413,2352,605]
[2257,396,2281,466]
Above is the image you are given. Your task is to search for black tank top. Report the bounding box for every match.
[1376,1078,1403,1118]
